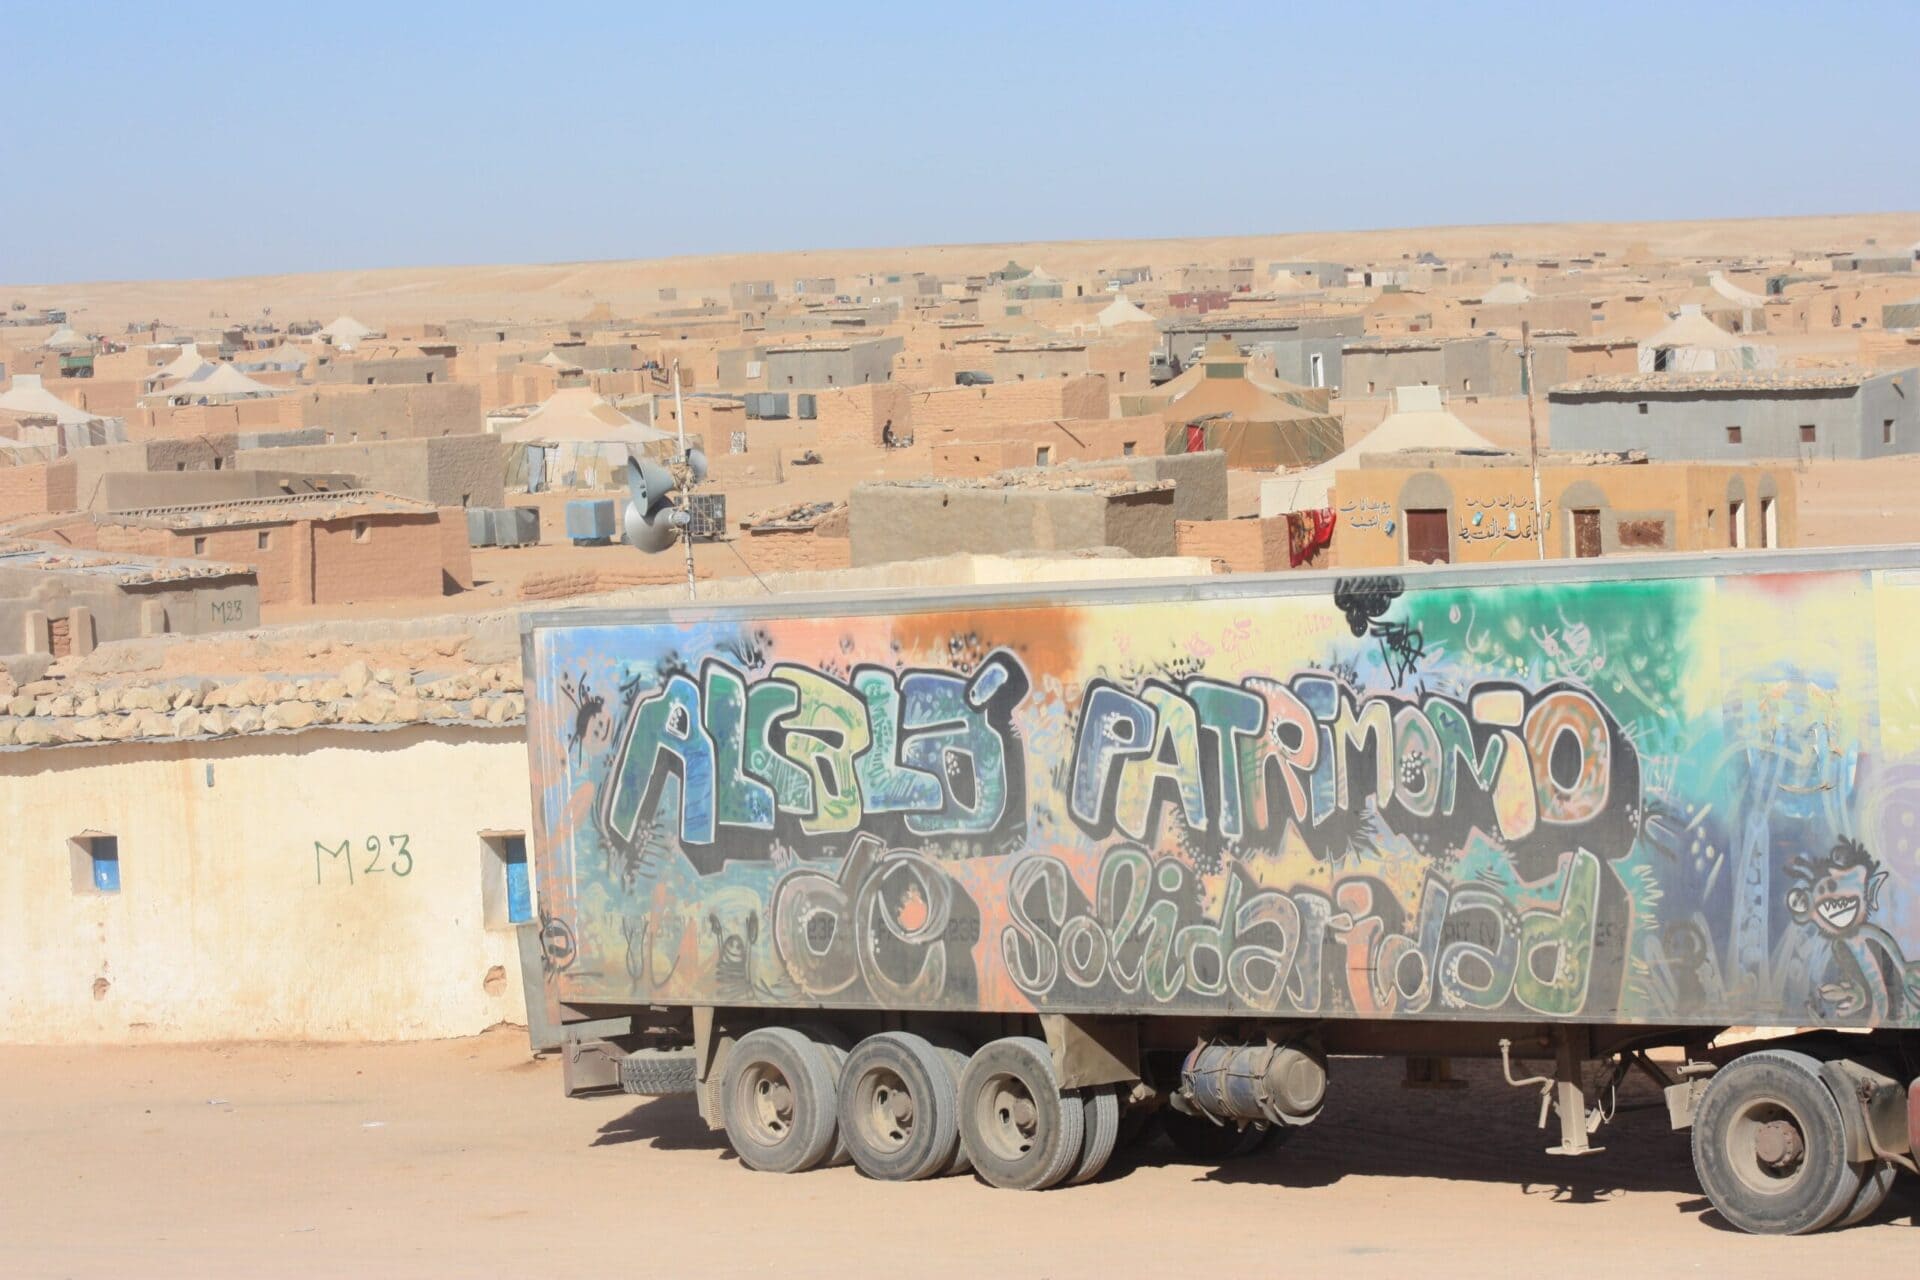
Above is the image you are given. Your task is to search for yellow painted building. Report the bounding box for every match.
[1331,454,1798,567]
[0,724,536,1044]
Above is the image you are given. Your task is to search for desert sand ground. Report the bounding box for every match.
[10,212,1918,330]
[2,1029,1912,1279]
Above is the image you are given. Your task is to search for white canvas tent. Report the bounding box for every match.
[145,362,283,403]
[1259,385,1496,516]
[1708,272,1769,310]
[1481,280,1535,305]
[0,374,103,426]
[1094,294,1155,328]
[0,374,127,450]
[1637,305,1775,372]
[319,315,378,346]
[149,344,212,388]
[40,326,86,351]
[500,388,674,491]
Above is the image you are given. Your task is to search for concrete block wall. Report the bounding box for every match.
[848,482,1175,566]
[298,383,483,440]
[1176,515,1293,571]
[811,384,913,451]
[0,463,53,520]
[732,528,852,575]
[234,436,504,508]
[310,515,446,605]
[907,375,1110,435]
[133,398,306,441]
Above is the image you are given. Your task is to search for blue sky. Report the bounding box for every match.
[3,0,1916,284]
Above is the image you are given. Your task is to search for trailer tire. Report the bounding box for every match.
[1692,1049,1866,1235]
[618,1050,699,1096]
[838,1033,963,1182]
[922,1032,977,1176]
[1160,1106,1272,1162]
[958,1036,1085,1190]
[1836,1160,1898,1229]
[793,1022,855,1167]
[720,1027,841,1174]
[1067,1087,1122,1185]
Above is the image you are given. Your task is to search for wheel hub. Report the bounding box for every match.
[1753,1119,1805,1171]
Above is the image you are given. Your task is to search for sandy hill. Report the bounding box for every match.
[8,212,1918,331]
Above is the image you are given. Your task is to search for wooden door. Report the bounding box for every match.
[1573,509,1602,558]
[1406,509,1450,564]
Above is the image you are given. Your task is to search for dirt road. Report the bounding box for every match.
[2,1029,1911,1278]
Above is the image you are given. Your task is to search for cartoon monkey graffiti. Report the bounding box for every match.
[1786,837,1920,1021]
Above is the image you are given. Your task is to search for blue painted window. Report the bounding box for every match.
[89,836,120,893]
[502,835,531,925]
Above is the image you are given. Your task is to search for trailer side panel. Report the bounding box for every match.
[525,562,1920,1029]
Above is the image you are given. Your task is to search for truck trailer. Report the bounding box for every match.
[521,548,1920,1234]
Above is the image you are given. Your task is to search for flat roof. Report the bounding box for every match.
[99,489,437,531]
[0,540,252,584]
[1160,313,1363,333]
[1551,368,1883,396]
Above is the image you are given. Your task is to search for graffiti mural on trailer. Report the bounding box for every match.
[526,571,1920,1027]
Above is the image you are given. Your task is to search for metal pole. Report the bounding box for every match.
[1522,321,1546,560]
[671,360,695,600]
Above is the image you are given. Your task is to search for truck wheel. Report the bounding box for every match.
[1067,1086,1122,1185]
[1161,1107,1271,1162]
[837,1032,962,1182]
[793,1022,854,1167]
[1692,1049,1866,1235]
[958,1036,1085,1190]
[1837,1161,1898,1228]
[720,1027,840,1174]
[922,1031,976,1176]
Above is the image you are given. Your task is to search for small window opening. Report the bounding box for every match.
[1726,426,1742,445]
[1035,445,1052,466]
[1800,424,1816,444]
[481,833,533,928]
[256,531,271,550]
[192,536,207,555]
[353,520,370,543]
[71,833,120,895]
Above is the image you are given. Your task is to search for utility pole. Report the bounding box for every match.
[1522,321,1547,560]
[672,359,696,599]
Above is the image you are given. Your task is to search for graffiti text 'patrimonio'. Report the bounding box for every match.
[1070,675,1628,849]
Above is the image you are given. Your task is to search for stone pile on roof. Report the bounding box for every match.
[98,490,437,530]
[0,658,525,750]
[0,540,251,584]
[872,474,1172,497]
[1553,368,1879,395]
[747,500,845,531]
